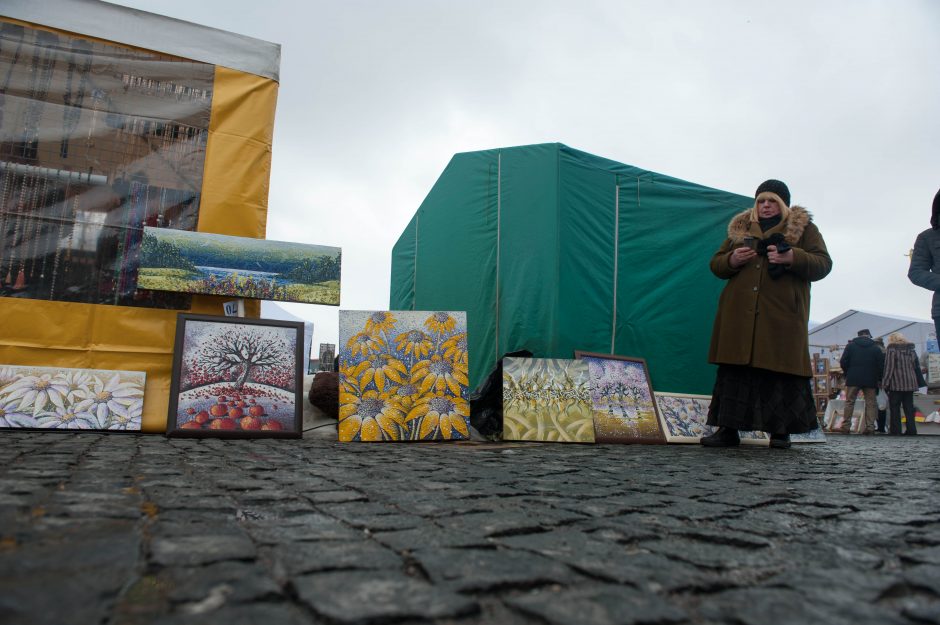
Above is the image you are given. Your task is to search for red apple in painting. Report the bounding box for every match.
[240,415,262,430]
[248,405,265,417]
[209,404,228,417]
[186,407,196,415]
[210,418,237,430]
[228,407,244,419]
[180,420,202,429]
[194,410,210,424]
[261,420,283,431]
[249,399,257,405]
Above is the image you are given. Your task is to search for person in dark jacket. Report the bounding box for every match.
[882,332,926,436]
[702,179,832,449]
[838,329,885,434]
[908,188,940,337]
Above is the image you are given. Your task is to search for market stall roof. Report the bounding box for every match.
[809,309,934,349]
[2,0,280,80]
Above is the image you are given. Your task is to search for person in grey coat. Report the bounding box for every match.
[908,188,940,338]
[839,329,884,434]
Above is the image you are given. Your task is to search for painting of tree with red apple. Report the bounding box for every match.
[169,317,301,437]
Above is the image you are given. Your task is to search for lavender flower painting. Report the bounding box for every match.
[575,352,664,444]
[654,392,770,445]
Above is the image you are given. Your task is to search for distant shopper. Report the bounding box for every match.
[882,332,926,436]
[874,337,888,433]
[839,329,884,434]
[703,179,833,449]
[908,188,940,337]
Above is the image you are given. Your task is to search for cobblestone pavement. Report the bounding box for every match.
[1,433,939,625]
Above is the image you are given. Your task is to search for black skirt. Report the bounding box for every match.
[707,364,819,435]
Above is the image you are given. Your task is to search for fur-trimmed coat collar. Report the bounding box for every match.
[727,205,812,244]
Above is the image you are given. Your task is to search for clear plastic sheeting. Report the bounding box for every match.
[0,13,279,432]
[0,21,211,307]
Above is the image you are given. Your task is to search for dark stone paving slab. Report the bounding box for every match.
[0,433,939,624]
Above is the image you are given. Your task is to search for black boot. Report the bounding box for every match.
[769,433,791,449]
[701,427,740,447]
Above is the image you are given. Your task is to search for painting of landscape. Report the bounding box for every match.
[502,358,595,443]
[137,227,341,304]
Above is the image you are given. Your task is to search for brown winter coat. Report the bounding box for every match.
[707,206,832,377]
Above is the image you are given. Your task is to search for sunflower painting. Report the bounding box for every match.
[0,364,145,431]
[338,311,469,442]
[654,392,770,445]
[502,358,595,443]
[575,352,664,444]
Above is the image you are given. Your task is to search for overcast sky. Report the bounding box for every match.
[112,0,940,349]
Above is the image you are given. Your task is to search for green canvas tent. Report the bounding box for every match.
[390,143,753,394]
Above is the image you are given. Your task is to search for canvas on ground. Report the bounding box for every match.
[0,365,145,431]
[575,352,664,444]
[166,314,303,438]
[653,392,770,445]
[338,311,469,442]
[502,357,595,443]
[138,227,341,305]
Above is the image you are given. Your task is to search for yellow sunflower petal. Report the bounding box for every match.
[339,403,359,419]
[452,369,469,386]
[384,367,404,384]
[419,412,440,439]
[338,416,362,442]
[339,392,360,405]
[406,404,430,422]
[360,368,375,389]
[438,413,452,438]
[446,414,469,438]
[376,414,402,439]
[418,375,437,395]
[360,417,381,441]
[374,368,386,391]
[445,375,462,397]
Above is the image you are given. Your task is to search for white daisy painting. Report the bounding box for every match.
[0,365,145,431]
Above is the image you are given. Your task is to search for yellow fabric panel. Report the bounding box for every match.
[0,43,277,433]
[198,66,277,238]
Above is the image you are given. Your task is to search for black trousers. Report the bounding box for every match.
[887,390,917,435]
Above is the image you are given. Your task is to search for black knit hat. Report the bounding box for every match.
[755,179,791,207]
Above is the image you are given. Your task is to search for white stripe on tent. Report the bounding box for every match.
[611,184,620,354]
[495,152,502,361]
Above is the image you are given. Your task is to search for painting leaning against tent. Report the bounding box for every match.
[502,358,595,443]
[653,392,770,445]
[0,365,145,431]
[166,314,303,438]
[575,352,664,444]
[338,311,470,442]
[137,227,341,305]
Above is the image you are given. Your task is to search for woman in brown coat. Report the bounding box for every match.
[882,332,926,436]
[702,179,833,449]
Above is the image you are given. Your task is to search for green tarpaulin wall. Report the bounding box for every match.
[390,143,753,394]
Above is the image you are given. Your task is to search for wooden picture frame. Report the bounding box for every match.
[166,313,303,438]
[574,351,665,444]
[814,358,829,375]
[814,375,828,395]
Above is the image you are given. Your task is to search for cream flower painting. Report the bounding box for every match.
[338,311,469,442]
[0,365,145,431]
